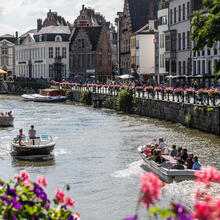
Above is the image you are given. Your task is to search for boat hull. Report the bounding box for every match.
[140,154,197,183]
[0,117,14,127]
[22,94,67,103]
[11,142,55,156]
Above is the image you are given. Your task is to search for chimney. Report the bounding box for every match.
[148,20,155,30]
[82,4,85,10]
[15,31,18,39]
[37,19,42,31]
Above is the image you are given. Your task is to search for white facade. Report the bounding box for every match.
[136,34,155,75]
[158,2,169,82]
[15,32,69,80]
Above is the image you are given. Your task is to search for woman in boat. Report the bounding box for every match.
[170,145,178,157]
[192,156,201,170]
[155,151,162,164]
[18,129,26,146]
[173,160,184,170]
[186,153,194,169]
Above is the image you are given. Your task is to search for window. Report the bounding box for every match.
[214,45,218,55]
[159,16,167,25]
[174,7,176,23]
[179,61,181,74]
[171,60,176,74]
[55,47,60,57]
[160,54,165,68]
[187,31,190,49]
[49,47,53,58]
[193,61,196,74]
[202,60,205,74]
[198,60,201,74]
[202,50,205,56]
[39,35,43,42]
[187,2,190,18]
[183,4,185,20]
[179,5,181,22]
[182,32,185,50]
[2,47,8,55]
[170,9,172,24]
[62,47,66,58]
[55,35,62,42]
[208,60,211,74]
[78,39,85,49]
[183,61,186,75]
[178,33,181,50]
[49,64,53,78]
[207,48,210,55]
[160,34,165,48]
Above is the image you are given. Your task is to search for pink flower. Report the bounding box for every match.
[37,176,47,188]
[195,166,220,187]
[55,189,65,203]
[15,170,30,186]
[65,196,75,207]
[139,172,164,208]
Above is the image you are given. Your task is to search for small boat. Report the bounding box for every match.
[22,89,67,103]
[0,116,14,127]
[138,146,199,183]
[11,135,55,156]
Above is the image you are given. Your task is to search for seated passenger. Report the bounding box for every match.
[170,145,178,157]
[176,147,182,158]
[192,156,201,170]
[28,125,36,139]
[180,149,188,162]
[158,138,166,150]
[143,147,151,156]
[18,129,26,146]
[186,153,194,169]
[173,160,184,170]
[155,151,162,164]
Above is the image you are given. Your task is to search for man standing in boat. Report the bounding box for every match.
[28,125,36,143]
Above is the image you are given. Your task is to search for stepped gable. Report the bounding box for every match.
[71,26,102,51]
[128,0,158,33]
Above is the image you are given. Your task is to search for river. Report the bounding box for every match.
[0,95,220,219]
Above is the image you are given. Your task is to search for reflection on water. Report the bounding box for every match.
[0,96,220,219]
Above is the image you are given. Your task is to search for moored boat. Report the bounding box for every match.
[22,89,67,102]
[138,145,200,183]
[11,135,55,156]
[0,116,14,127]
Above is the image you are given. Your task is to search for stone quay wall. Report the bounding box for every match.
[70,90,220,136]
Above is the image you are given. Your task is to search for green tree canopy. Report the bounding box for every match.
[191,0,220,74]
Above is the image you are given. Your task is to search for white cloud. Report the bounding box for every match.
[0,0,123,35]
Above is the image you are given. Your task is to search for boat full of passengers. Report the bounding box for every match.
[138,139,202,183]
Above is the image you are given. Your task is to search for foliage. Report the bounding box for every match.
[207,107,214,112]
[191,0,220,75]
[194,106,199,113]
[103,96,116,109]
[50,85,59,89]
[9,81,50,90]
[80,90,92,105]
[144,86,154,93]
[165,87,174,94]
[154,86,162,93]
[185,113,192,126]
[125,166,220,220]
[184,88,195,96]
[174,88,184,95]
[208,88,219,97]
[65,90,71,98]
[0,170,80,220]
[117,87,133,113]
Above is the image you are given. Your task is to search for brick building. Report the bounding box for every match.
[116,0,158,75]
[69,26,112,82]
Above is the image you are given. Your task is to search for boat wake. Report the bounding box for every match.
[54,148,70,156]
[112,160,145,178]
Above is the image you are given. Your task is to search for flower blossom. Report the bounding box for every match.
[65,196,75,207]
[14,170,31,188]
[139,172,164,208]
[194,166,220,187]
[124,216,138,220]
[37,176,47,188]
[55,189,65,203]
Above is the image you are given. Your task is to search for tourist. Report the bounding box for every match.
[28,125,36,139]
[155,151,162,164]
[179,149,188,162]
[170,145,178,157]
[176,147,182,158]
[192,156,201,170]
[158,138,166,150]
[18,129,26,146]
[186,153,194,169]
[173,160,185,170]
[8,111,12,117]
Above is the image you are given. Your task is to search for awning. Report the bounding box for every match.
[0,69,7,74]
[119,74,134,79]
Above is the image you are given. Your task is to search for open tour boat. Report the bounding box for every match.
[0,116,14,127]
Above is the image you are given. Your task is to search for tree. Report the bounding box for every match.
[191,0,220,77]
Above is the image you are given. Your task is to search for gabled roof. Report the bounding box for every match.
[70,26,102,51]
[35,25,70,35]
[0,34,14,38]
[0,34,16,44]
[127,0,158,33]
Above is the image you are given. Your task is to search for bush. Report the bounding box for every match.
[103,96,116,109]
[117,87,133,113]
[185,113,191,127]
[80,90,92,105]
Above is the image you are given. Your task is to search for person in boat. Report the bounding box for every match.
[161,160,173,169]
[28,125,36,139]
[18,129,26,146]
[179,149,188,162]
[173,159,184,170]
[192,156,201,170]
[186,153,194,169]
[176,147,182,157]
[155,151,162,164]
[8,111,12,117]
[170,145,178,157]
[158,138,166,150]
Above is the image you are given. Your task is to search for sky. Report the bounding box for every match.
[0,0,124,36]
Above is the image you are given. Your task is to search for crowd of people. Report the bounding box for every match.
[0,111,12,117]
[141,138,201,170]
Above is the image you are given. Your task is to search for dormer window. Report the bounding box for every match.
[55,35,62,42]
[39,35,43,42]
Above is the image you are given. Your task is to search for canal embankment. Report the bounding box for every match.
[69,90,220,136]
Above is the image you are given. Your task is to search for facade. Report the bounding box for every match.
[157,0,169,84]
[116,0,158,75]
[0,34,17,77]
[69,26,112,82]
[15,11,70,81]
[165,0,192,87]
[130,22,157,83]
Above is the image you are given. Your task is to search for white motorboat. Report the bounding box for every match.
[138,146,199,183]
[22,89,67,103]
[0,116,14,127]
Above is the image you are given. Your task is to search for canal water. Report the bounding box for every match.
[0,95,220,219]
